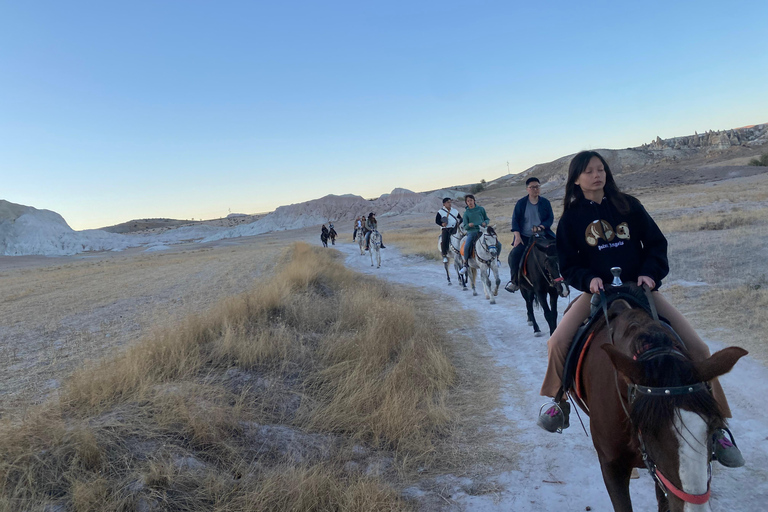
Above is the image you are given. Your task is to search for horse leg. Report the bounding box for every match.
[481,265,494,303]
[523,289,542,336]
[444,261,451,284]
[545,290,559,336]
[538,290,555,337]
[470,266,478,296]
[457,258,467,289]
[598,459,634,512]
[654,484,669,512]
[492,263,501,296]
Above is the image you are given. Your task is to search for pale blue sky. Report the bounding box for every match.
[1,1,766,230]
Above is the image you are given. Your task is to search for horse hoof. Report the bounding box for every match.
[534,331,543,337]
[493,291,499,296]
[527,321,533,326]
[490,300,496,305]
[473,291,478,296]
[462,288,468,292]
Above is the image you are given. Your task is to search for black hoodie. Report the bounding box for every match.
[556,194,669,292]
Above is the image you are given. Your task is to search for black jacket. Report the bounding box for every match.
[511,196,555,238]
[556,195,668,292]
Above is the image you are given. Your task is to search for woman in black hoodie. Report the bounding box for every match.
[537,151,743,467]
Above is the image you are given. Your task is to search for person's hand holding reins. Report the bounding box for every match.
[637,275,655,290]
[589,277,604,294]
[468,222,475,228]
[512,231,522,247]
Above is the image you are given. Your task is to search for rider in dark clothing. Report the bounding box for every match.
[435,197,462,262]
[505,177,555,292]
[364,213,386,250]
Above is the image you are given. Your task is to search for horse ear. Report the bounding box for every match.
[692,347,748,382]
[602,345,644,383]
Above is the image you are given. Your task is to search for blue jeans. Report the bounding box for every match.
[464,231,479,264]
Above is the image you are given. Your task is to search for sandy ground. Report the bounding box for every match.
[336,239,768,511]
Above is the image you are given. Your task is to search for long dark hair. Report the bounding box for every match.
[563,151,629,214]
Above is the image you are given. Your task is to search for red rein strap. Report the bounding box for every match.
[655,468,711,505]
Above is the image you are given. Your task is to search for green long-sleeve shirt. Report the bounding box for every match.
[462,206,490,233]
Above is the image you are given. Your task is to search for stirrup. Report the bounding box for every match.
[537,400,570,433]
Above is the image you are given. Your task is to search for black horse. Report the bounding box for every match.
[515,236,569,336]
[329,226,337,245]
[320,231,329,247]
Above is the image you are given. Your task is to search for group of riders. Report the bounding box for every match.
[351,212,386,250]
[437,150,744,469]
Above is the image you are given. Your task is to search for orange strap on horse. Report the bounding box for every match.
[521,242,536,277]
[574,331,597,401]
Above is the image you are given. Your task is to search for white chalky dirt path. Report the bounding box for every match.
[338,241,768,511]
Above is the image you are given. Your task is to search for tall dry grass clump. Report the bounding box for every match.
[0,242,459,511]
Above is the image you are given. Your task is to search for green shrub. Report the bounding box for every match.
[748,153,768,166]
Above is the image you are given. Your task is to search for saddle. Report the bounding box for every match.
[517,235,555,281]
[560,284,656,401]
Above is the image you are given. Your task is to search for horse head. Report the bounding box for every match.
[479,225,498,258]
[533,238,569,297]
[602,307,747,510]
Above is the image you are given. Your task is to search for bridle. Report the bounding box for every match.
[475,231,498,265]
[630,347,713,506]
[598,290,714,505]
[529,240,565,291]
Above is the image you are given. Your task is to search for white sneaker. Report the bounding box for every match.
[443,257,449,263]
[459,266,467,275]
[496,259,501,267]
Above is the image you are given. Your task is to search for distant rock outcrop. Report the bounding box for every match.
[0,200,132,256]
[486,123,768,192]
[642,124,767,151]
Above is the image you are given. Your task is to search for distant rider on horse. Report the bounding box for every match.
[459,194,489,275]
[536,150,744,467]
[364,212,386,250]
[435,197,462,263]
[353,216,363,241]
[505,177,555,293]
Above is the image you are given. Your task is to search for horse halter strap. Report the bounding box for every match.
[475,234,496,265]
[628,347,710,403]
[529,242,562,289]
[638,432,712,505]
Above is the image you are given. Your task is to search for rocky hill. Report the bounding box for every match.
[200,187,464,243]
[486,123,768,194]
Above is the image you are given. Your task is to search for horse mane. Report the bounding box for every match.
[621,309,724,437]
[485,226,497,236]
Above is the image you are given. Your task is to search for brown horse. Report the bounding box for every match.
[570,294,746,512]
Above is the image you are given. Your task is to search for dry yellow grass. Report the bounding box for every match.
[0,233,296,417]
[0,242,491,511]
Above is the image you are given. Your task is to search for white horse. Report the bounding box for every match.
[461,226,501,304]
[369,230,382,268]
[358,229,366,255]
[438,223,467,288]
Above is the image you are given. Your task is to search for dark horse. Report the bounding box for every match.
[516,236,569,336]
[569,289,747,512]
[329,226,337,245]
[320,231,329,247]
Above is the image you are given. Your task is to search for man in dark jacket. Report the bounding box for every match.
[505,177,555,292]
